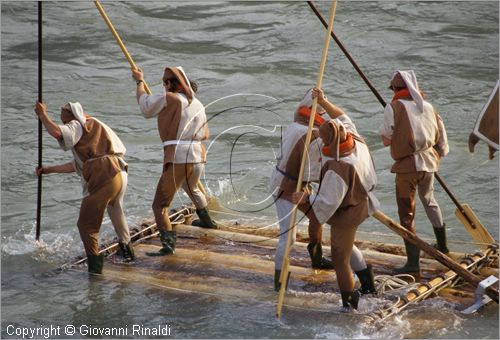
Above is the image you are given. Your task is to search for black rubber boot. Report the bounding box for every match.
[394,241,420,274]
[433,225,450,254]
[192,208,218,229]
[355,264,376,295]
[117,242,135,262]
[146,230,176,256]
[87,254,104,274]
[340,290,361,310]
[307,243,334,270]
[274,269,291,292]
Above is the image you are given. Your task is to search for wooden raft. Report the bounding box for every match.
[64,213,498,316]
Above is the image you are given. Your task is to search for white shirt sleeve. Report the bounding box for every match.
[368,192,381,216]
[379,104,394,139]
[304,138,323,182]
[336,114,359,136]
[435,113,449,157]
[139,92,167,118]
[309,170,347,224]
[58,120,83,151]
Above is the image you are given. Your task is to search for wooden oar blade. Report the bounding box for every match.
[455,204,496,250]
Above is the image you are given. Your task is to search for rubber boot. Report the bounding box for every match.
[355,264,376,295]
[307,242,334,270]
[146,230,176,256]
[274,269,291,292]
[432,225,450,254]
[87,254,104,274]
[394,241,420,274]
[192,208,218,229]
[117,242,135,262]
[340,290,360,310]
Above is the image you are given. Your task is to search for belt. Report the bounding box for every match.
[86,154,127,172]
[87,154,115,162]
[162,140,202,147]
[275,166,298,182]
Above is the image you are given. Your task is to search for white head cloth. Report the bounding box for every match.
[333,118,346,161]
[320,118,347,161]
[68,102,86,127]
[394,70,424,112]
[296,88,325,112]
[176,66,193,93]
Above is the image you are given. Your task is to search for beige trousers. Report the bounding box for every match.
[152,163,207,231]
[330,223,358,292]
[396,171,444,233]
[77,171,130,255]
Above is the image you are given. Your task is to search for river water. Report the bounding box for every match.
[1,1,499,338]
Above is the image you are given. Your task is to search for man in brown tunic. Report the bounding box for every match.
[34,101,133,274]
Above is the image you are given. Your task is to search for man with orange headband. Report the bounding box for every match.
[292,88,379,311]
[270,88,376,296]
[34,101,134,274]
[379,70,449,274]
[269,88,333,291]
[132,67,217,257]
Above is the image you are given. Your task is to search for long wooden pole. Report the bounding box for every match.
[306,0,495,247]
[306,1,385,106]
[372,211,498,303]
[276,0,338,318]
[94,0,152,94]
[36,1,43,241]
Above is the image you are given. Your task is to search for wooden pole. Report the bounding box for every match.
[36,1,43,241]
[94,0,152,94]
[276,0,338,318]
[306,0,496,248]
[306,1,386,107]
[372,211,498,303]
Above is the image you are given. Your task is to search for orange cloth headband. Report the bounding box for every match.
[322,132,355,157]
[297,106,326,126]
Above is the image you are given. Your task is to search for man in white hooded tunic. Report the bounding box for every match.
[379,70,449,274]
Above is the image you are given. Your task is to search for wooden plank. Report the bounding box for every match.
[173,224,457,275]
[102,243,340,312]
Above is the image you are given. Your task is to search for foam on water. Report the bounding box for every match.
[1,221,79,263]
